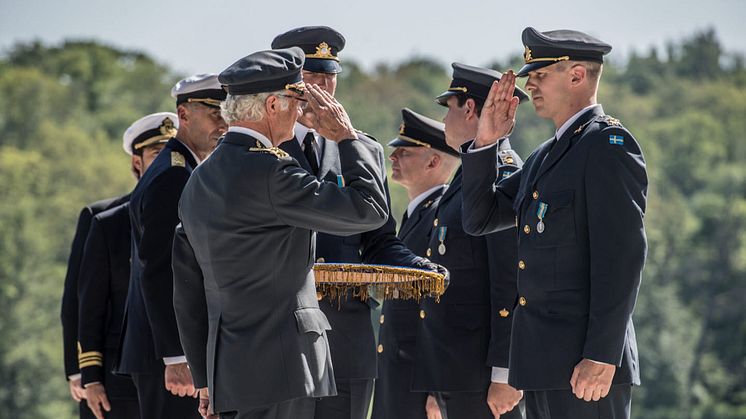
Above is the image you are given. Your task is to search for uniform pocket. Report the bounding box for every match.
[294,307,332,336]
[533,190,576,248]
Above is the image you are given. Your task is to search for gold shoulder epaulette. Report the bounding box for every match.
[171,151,186,167]
[600,115,622,126]
[497,150,515,165]
[249,147,289,159]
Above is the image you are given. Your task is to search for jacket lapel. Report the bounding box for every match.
[317,137,340,181]
[399,187,445,239]
[279,137,314,174]
[533,107,603,184]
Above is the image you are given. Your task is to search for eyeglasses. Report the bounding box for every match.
[278,93,308,109]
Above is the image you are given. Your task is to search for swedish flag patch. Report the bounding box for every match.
[609,135,624,145]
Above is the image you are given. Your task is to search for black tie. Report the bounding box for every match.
[303,132,320,176]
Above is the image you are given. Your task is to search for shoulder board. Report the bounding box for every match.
[170,151,186,167]
[497,150,516,165]
[598,115,622,127]
[249,147,290,159]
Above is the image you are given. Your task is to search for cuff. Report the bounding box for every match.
[468,140,500,153]
[163,355,187,365]
[68,373,81,381]
[586,358,613,366]
[84,381,102,388]
[490,367,509,383]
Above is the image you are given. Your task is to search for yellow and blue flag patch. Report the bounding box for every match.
[609,134,625,145]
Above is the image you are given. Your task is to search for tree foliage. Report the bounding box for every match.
[0,30,743,418]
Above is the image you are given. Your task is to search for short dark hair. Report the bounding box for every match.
[455,94,484,117]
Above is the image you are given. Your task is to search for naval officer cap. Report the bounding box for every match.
[122,112,178,156]
[517,27,612,77]
[271,26,346,74]
[388,108,458,157]
[219,47,306,96]
[171,73,227,108]
[436,63,529,106]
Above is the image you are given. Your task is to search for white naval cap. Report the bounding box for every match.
[170,73,227,108]
[122,112,179,156]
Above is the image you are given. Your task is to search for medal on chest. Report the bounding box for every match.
[437,226,448,255]
[536,202,548,233]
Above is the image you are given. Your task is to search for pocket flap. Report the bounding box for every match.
[294,307,332,335]
[545,190,574,211]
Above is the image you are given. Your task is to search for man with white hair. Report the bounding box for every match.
[172,47,390,419]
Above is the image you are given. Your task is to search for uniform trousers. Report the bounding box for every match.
[524,384,631,419]
[434,390,525,419]
[79,398,140,419]
[129,363,200,419]
[314,378,374,419]
[221,397,316,419]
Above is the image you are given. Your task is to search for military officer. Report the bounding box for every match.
[117,74,226,418]
[372,108,460,419]
[461,28,647,419]
[77,112,176,419]
[172,47,389,419]
[272,26,445,419]
[410,63,528,419]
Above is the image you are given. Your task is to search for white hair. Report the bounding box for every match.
[220,91,289,124]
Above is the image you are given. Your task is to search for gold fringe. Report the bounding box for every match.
[313,264,446,307]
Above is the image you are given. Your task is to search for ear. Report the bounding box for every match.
[177,104,189,123]
[131,155,143,179]
[465,98,478,120]
[427,152,441,169]
[569,64,587,86]
[265,95,280,117]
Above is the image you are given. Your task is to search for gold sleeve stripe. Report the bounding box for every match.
[79,359,104,368]
[78,350,103,359]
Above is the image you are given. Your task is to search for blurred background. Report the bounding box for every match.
[1,1,744,418]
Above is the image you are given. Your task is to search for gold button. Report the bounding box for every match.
[499,308,510,318]
[420,310,426,319]
[316,291,323,301]
[377,344,384,353]
[433,218,439,227]
[316,257,325,263]
[379,314,385,324]
[518,260,526,270]
[426,248,432,257]
[523,225,531,234]
[519,296,527,306]
[532,191,539,200]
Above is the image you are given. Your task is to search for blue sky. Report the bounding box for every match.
[2,0,744,75]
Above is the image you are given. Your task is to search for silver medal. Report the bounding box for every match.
[536,220,545,233]
[438,243,446,255]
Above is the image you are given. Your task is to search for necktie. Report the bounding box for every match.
[303,132,320,176]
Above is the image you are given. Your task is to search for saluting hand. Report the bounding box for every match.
[85,383,111,419]
[570,358,616,402]
[474,70,520,148]
[304,84,357,142]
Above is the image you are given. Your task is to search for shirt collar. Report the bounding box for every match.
[294,122,319,148]
[175,139,202,165]
[228,126,273,149]
[555,104,602,140]
[407,184,447,217]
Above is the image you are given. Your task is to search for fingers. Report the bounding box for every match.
[484,80,500,109]
[198,397,210,417]
[486,400,500,419]
[569,365,579,393]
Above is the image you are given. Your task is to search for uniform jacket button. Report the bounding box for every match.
[519,296,527,306]
[379,314,385,324]
[426,248,432,257]
[532,191,539,200]
[523,225,531,234]
[518,260,526,270]
[316,257,325,263]
[420,310,426,319]
[377,344,384,353]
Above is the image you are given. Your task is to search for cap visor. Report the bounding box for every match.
[435,90,458,106]
[304,59,342,74]
[516,61,554,77]
[387,138,421,148]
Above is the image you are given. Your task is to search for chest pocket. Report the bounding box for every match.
[533,190,576,248]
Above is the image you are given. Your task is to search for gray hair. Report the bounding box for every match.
[220,91,289,124]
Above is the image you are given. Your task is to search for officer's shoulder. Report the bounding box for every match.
[354,129,380,145]
[248,146,292,160]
